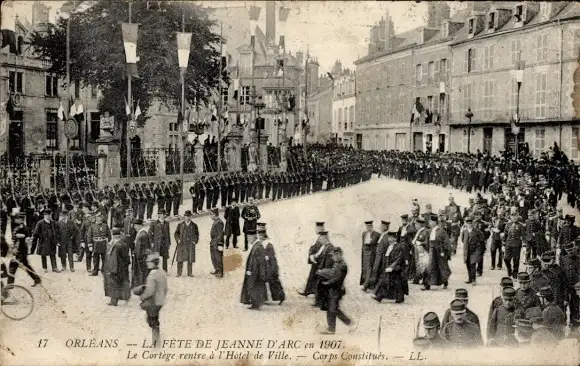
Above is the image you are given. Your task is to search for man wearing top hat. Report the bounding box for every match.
[423,214,451,291]
[411,217,429,285]
[132,219,150,287]
[224,198,241,249]
[413,312,447,349]
[240,228,267,309]
[515,272,541,319]
[372,231,407,304]
[364,220,390,291]
[56,209,79,272]
[360,220,379,287]
[441,289,480,329]
[133,252,168,348]
[7,212,41,286]
[317,247,354,334]
[32,208,60,273]
[461,216,486,285]
[257,223,285,305]
[441,299,483,348]
[299,222,327,297]
[148,209,171,272]
[487,287,518,347]
[310,231,335,308]
[209,208,224,278]
[174,211,199,277]
[104,225,131,306]
[398,214,417,281]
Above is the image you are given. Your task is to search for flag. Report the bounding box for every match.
[511,118,520,135]
[1,2,18,54]
[278,7,290,49]
[69,95,75,116]
[121,23,139,64]
[176,32,192,69]
[276,58,284,77]
[134,101,141,120]
[249,6,261,48]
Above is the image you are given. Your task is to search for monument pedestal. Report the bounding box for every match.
[96,142,121,188]
[194,145,204,174]
[259,134,269,170]
[226,129,244,171]
[279,141,288,172]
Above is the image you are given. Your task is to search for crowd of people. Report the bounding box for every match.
[1,142,580,350]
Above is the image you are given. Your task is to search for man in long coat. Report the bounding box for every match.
[209,208,224,278]
[360,220,379,286]
[363,220,390,291]
[241,198,260,251]
[398,214,417,281]
[461,216,486,285]
[257,223,285,305]
[104,226,131,306]
[148,209,171,272]
[299,222,326,296]
[411,217,429,285]
[33,209,60,273]
[174,210,199,277]
[423,214,451,291]
[373,231,407,303]
[240,228,267,309]
[56,209,79,272]
[224,199,240,249]
[131,219,150,288]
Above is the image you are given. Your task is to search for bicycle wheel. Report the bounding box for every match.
[1,284,34,320]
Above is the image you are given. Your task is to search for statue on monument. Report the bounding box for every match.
[98,111,116,142]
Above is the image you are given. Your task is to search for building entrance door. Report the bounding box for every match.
[413,132,423,152]
[8,114,24,162]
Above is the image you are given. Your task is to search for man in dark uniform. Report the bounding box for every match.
[130,184,139,215]
[513,318,534,346]
[560,242,580,329]
[197,177,206,213]
[504,214,525,279]
[441,299,483,348]
[154,183,165,216]
[488,277,515,325]
[413,312,447,349]
[172,180,182,216]
[205,176,214,211]
[441,288,480,328]
[163,182,173,216]
[219,174,228,208]
[189,181,198,215]
[487,287,518,347]
[515,272,541,319]
[8,213,42,286]
[145,183,155,220]
[137,183,147,221]
[538,286,566,340]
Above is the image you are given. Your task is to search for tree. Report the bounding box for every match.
[30,0,224,127]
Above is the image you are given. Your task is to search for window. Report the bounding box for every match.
[168,123,178,149]
[463,83,472,112]
[8,71,23,93]
[515,5,524,22]
[482,80,495,119]
[535,73,547,118]
[45,74,58,97]
[221,88,228,107]
[488,12,495,29]
[484,45,494,70]
[427,95,434,113]
[483,127,493,153]
[241,86,250,105]
[415,64,422,86]
[572,127,580,159]
[511,39,522,64]
[74,79,80,99]
[46,110,58,149]
[90,112,100,141]
[439,94,446,119]
[349,106,354,129]
[466,48,476,73]
[468,18,475,34]
[440,58,448,81]
[536,34,548,62]
[428,61,435,84]
[534,128,546,156]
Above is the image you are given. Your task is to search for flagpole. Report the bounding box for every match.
[126,1,133,181]
[303,46,309,162]
[65,11,71,190]
[179,13,185,196]
[217,22,223,173]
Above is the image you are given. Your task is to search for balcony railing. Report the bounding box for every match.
[448,106,562,125]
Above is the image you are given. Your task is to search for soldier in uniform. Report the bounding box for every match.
[209,208,224,278]
[130,184,139,215]
[219,174,228,208]
[490,207,508,270]
[441,288,480,329]
[513,318,534,346]
[189,181,198,215]
[487,287,518,347]
[137,183,147,221]
[538,286,566,340]
[488,277,515,325]
[504,213,525,279]
[241,198,260,251]
[154,183,165,216]
[8,212,42,286]
[441,299,483,348]
[172,180,182,216]
[515,272,541,319]
[145,183,155,220]
[560,242,579,329]
[163,181,173,216]
[413,312,447,349]
[87,212,111,276]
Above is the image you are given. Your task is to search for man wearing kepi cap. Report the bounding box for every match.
[209,208,225,278]
[413,312,447,349]
[560,242,580,329]
[513,319,534,346]
[360,220,379,287]
[514,272,541,319]
[487,287,518,347]
[537,286,566,340]
[441,299,483,348]
[87,212,111,276]
[8,213,41,287]
[441,289,480,329]
[488,277,514,325]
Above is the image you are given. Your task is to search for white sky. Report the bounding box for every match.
[8,0,465,74]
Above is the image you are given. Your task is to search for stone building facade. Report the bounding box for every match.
[331,61,356,147]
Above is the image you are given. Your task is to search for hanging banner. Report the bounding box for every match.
[121,23,139,64]
[176,32,192,69]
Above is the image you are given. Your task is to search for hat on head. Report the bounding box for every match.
[210,208,219,216]
[517,272,530,283]
[112,227,123,236]
[429,214,439,222]
[316,222,325,227]
[184,210,192,217]
[60,209,69,215]
[502,287,516,300]
[364,220,373,225]
[455,288,468,300]
[525,258,541,267]
[146,252,160,262]
[450,299,466,313]
[526,307,542,320]
[386,231,398,237]
[465,216,473,223]
[257,228,267,234]
[246,229,257,235]
[514,319,534,334]
[500,277,514,288]
[574,282,580,291]
[416,217,425,224]
[126,208,133,212]
[257,222,266,227]
[157,209,166,215]
[538,286,553,297]
[400,214,409,220]
[381,221,390,226]
[564,243,576,252]
[540,253,554,263]
[319,231,328,236]
[423,312,440,329]
[332,247,343,255]
[133,219,143,225]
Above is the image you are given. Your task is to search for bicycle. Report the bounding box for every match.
[1,254,35,321]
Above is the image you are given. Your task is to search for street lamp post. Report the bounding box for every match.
[176,16,192,203]
[465,108,474,154]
